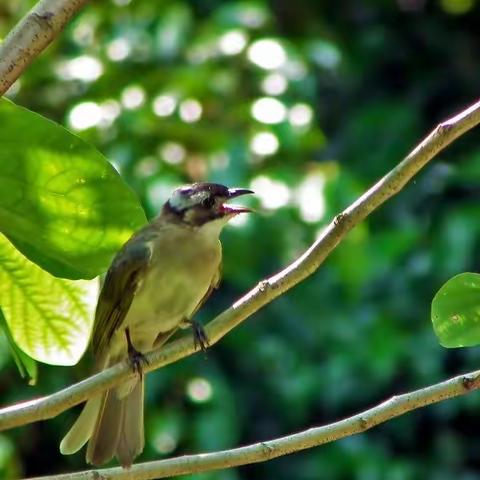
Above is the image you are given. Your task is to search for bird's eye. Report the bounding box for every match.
[202,197,215,208]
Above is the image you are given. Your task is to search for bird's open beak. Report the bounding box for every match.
[223,188,254,214]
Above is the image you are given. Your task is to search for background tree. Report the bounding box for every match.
[1,1,480,479]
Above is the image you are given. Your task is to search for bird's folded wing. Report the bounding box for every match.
[91,238,153,356]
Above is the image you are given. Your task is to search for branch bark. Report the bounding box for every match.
[0,0,90,96]
[27,370,480,480]
[1,99,480,435]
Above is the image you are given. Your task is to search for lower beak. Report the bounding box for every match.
[224,188,254,214]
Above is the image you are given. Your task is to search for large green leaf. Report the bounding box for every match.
[0,98,146,280]
[431,272,480,348]
[0,308,38,384]
[0,235,98,365]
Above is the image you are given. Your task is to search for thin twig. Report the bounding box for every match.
[0,0,90,96]
[27,370,480,480]
[1,99,480,434]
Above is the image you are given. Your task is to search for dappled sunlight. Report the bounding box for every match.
[186,377,213,403]
[250,131,279,156]
[71,20,95,47]
[134,156,159,178]
[228,213,250,228]
[152,432,177,455]
[218,30,248,56]
[68,100,122,131]
[107,37,131,61]
[121,85,146,110]
[152,93,177,117]
[179,98,202,123]
[68,102,102,130]
[159,142,186,165]
[262,72,288,95]
[99,100,122,127]
[289,103,314,128]
[55,55,103,82]
[250,176,291,210]
[295,172,326,223]
[251,97,287,124]
[247,39,287,70]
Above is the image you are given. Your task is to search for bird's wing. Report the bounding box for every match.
[91,237,152,357]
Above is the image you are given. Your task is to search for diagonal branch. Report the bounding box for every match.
[27,370,480,480]
[1,99,479,433]
[0,0,90,96]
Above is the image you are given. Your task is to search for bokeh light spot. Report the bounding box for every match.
[159,142,186,165]
[68,102,102,130]
[121,85,146,110]
[289,103,313,127]
[251,97,287,124]
[153,432,177,455]
[250,132,279,156]
[56,55,103,82]
[152,94,177,117]
[229,213,249,228]
[179,98,202,123]
[219,30,248,55]
[186,377,213,403]
[247,39,287,70]
[99,100,122,127]
[107,37,131,61]
[295,173,326,223]
[262,73,288,95]
[250,176,291,209]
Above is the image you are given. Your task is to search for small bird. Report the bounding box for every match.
[60,182,253,467]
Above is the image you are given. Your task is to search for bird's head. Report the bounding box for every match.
[163,183,253,227]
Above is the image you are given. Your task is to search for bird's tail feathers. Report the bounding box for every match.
[60,348,145,467]
[116,380,145,467]
[59,396,102,455]
[85,377,144,467]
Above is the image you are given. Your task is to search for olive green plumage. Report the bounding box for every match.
[60,183,252,467]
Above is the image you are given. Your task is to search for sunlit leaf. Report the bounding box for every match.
[0,98,146,280]
[0,308,38,384]
[431,272,480,348]
[0,235,98,365]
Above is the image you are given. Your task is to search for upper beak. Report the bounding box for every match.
[227,188,254,199]
[224,188,254,214]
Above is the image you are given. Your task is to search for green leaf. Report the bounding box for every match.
[0,234,98,365]
[431,272,480,348]
[0,308,37,384]
[0,98,146,280]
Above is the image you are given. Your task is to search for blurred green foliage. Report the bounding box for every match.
[1,0,480,479]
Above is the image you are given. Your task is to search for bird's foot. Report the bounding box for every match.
[125,328,149,379]
[188,320,210,353]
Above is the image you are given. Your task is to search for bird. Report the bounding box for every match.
[59,182,253,468]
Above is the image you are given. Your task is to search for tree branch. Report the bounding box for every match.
[1,100,480,435]
[0,0,90,96]
[27,370,480,480]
